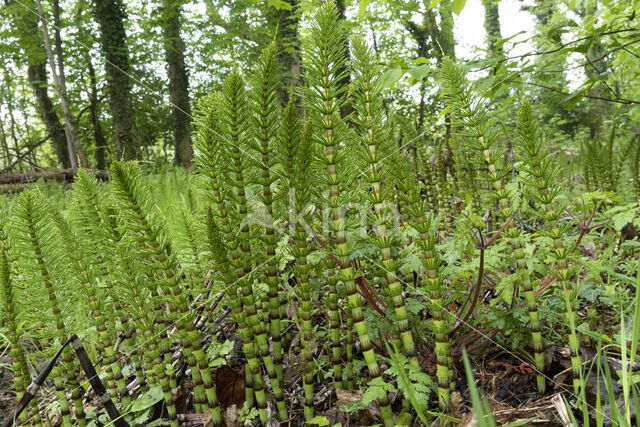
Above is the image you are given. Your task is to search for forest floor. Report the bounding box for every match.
[2,321,622,426]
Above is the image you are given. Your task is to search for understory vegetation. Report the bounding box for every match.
[1,0,640,426]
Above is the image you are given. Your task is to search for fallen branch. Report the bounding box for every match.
[0,168,108,185]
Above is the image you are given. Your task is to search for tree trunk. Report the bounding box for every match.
[267,0,302,103]
[0,121,9,170]
[87,58,107,170]
[9,0,71,168]
[483,0,504,59]
[26,64,71,168]
[35,0,82,169]
[161,0,193,168]
[93,0,138,160]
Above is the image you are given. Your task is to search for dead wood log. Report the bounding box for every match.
[0,168,109,188]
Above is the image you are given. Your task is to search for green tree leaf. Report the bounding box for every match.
[451,0,468,15]
[358,0,371,17]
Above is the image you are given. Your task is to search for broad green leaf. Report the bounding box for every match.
[358,0,371,17]
[130,386,164,412]
[408,64,431,81]
[612,208,635,231]
[267,0,292,10]
[380,66,404,89]
[451,0,468,15]
[308,416,330,426]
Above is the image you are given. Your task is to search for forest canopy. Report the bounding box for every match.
[0,0,638,173]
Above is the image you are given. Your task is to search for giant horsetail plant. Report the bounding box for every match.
[193,92,255,410]
[11,189,86,427]
[350,35,417,366]
[53,207,132,406]
[217,71,269,424]
[390,141,452,410]
[0,221,43,426]
[53,187,131,408]
[516,100,583,393]
[248,41,288,421]
[110,161,222,426]
[303,0,349,392]
[440,58,546,393]
[102,202,148,395]
[303,2,394,425]
[110,162,179,426]
[278,99,317,420]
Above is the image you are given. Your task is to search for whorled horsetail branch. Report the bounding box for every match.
[12,190,86,427]
[350,35,417,367]
[219,70,269,425]
[440,58,546,394]
[0,223,43,426]
[516,100,582,394]
[278,98,317,420]
[303,2,394,426]
[111,161,222,426]
[249,41,288,422]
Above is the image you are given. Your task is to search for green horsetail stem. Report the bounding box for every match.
[406,184,451,409]
[435,142,450,229]
[0,225,35,424]
[516,100,580,394]
[71,172,125,401]
[194,93,254,411]
[280,103,317,420]
[440,59,545,394]
[250,42,287,421]
[52,206,133,408]
[304,3,393,426]
[16,190,85,427]
[220,72,268,424]
[110,163,179,427]
[351,35,417,367]
[111,161,222,426]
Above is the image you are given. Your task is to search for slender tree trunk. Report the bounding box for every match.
[93,0,138,160]
[87,58,107,170]
[267,0,302,102]
[34,0,81,169]
[52,0,88,167]
[26,64,70,167]
[8,0,71,168]
[0,122,9,169]
[483,0,504,59]
[161,0,193,168]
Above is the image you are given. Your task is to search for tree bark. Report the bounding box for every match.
[8,0,71,168]
[161,0,193,168]
[87,58,107,170]
[93,0,138,160]
[266,0,302,103]
[34,0,83,169]
[483,0,504,58]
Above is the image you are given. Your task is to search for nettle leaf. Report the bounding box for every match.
[340,400,366,413]
[612,207,636,231]
[206,339,234,365]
